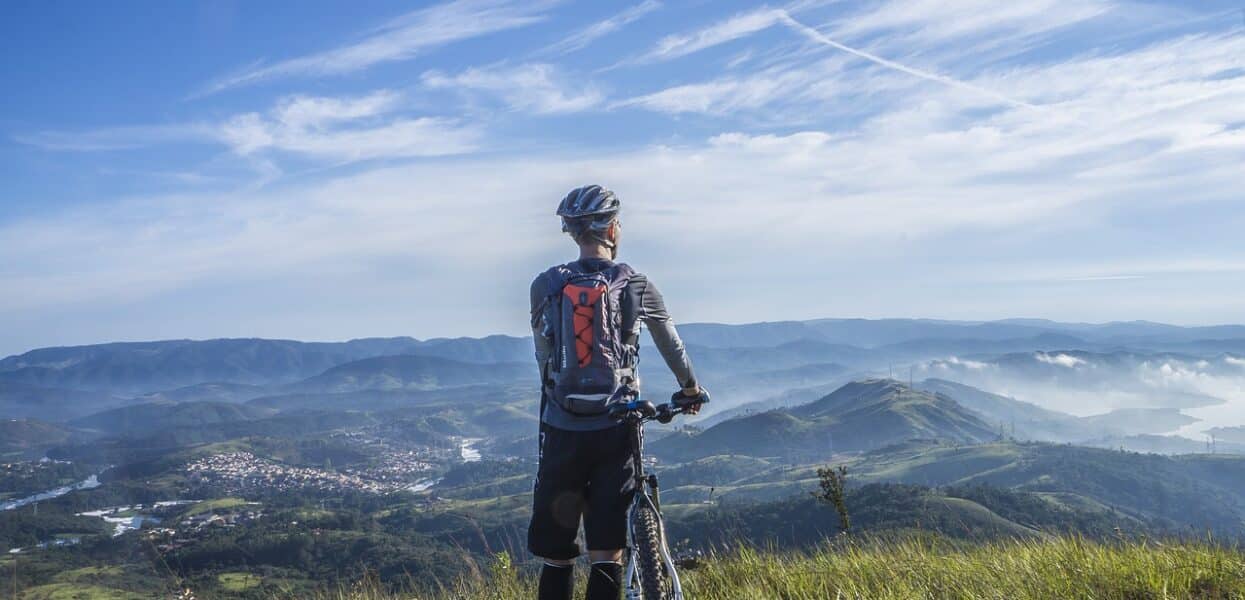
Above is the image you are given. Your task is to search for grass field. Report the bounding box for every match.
[323,536,1245,600]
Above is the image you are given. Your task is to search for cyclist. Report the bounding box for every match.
[528,185,708,600]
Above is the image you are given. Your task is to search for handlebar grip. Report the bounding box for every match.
[671,389,711,408]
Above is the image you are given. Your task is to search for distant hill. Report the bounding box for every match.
[249,383,520,412]
[286,355,529,393]
[844,440,1245,535]
[670,483,1138,550]
[915,378,1087,440]
[0,336,530,395]
[136,381,271,404]
[0,418,75,455]
[0,381,129,421]
[678,318,1245,349]
[70,400,276,436]
[656,379,997,460]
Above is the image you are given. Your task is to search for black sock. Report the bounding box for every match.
[585,561,623,600]
[538,562,574,600]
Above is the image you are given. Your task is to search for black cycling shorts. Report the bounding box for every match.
[528,422,636,560]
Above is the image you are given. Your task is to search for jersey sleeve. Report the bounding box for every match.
[631,274,699,390]
[530,273,553,384]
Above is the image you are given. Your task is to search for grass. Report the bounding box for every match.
[318,536,1245,600]
[178,497,252,517]
[52,565,126,582]
[20,583,149,600]
[217,572,262,592]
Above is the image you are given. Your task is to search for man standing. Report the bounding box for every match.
[527,185,708,600]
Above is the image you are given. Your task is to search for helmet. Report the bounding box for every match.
[557,185,619,235]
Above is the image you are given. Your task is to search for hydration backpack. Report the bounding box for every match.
[539,262,637,416]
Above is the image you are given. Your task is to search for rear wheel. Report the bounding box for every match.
[631,501,668,600]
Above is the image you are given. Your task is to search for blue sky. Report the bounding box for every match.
[2,0,1244,356]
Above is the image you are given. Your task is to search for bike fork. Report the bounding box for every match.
[623,494,685,600]
[624,553,642,600]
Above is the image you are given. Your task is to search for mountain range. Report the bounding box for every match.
[4,317,1245,459]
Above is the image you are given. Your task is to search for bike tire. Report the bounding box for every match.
[632,501,669,600]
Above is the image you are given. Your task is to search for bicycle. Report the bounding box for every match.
[608,389,708,600]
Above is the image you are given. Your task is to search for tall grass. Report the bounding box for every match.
[321,536,1245,600]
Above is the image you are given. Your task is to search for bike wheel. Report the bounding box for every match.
[632,501,669,600]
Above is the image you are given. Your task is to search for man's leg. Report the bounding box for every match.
[583,425,636,600]
[529,424,590,600]
[538,559,574,600]
[585,550,624,600]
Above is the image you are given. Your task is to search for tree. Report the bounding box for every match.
[812,464,850,532]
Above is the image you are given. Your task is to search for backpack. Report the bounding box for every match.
[539,261,638,416]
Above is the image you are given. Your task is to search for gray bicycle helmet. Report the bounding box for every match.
[557,185,620,237]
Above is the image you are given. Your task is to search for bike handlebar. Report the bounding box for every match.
[608,389,709,424]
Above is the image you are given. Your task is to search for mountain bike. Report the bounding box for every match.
[608,390,708,600]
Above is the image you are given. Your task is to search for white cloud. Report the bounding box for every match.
[219,91,480,160]
[778,11,1038,109]
[19,90,481,164]
[617,65,822,115]
[422,63,602,114]
[199,0,555,94]
[1035,352,1086,368]
[540,0,662,55]
[947,357,991,370]
[835,0,1112,45]
[636,8,787,63]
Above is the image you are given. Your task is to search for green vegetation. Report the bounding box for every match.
[179,497,252,517]
[216,572,262,592]
[314,537,1245,600]
[656,380,998,460]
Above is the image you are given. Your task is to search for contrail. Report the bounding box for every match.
[777,11,1039,110]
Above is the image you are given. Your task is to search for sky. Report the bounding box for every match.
[1,0,1244,357]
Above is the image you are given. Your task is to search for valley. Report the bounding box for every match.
[3,318,1245,597]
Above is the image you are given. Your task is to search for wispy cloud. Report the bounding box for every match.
[21,90,481,164]
[615,63,826,115]
[622,6,1037,109]
[197,0,556,95]
[539,0,662,56]
[422,63,602,114]
[634,8,787,64]
[777,11,1039,109]
[835,0,1112,45]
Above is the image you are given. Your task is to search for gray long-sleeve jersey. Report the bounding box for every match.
[531,258,698,431]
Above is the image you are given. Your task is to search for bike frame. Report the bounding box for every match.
[619,400,686,600]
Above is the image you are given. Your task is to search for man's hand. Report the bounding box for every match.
[673,387,710,415]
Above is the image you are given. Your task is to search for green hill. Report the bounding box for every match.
[915,378,1094,441]
[70,400,276,435]
[0,418,76,456]
[657,380,997,460]
[287,355,528,393]
[0,381,127,422]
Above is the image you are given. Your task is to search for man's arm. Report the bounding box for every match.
[530,275,553,385]
[632,276,699,393]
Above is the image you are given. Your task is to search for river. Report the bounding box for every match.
[0,474,101,511]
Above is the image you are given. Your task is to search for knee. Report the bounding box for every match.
[588,549,623,563]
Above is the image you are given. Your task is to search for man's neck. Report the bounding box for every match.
[578,245,613,261]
